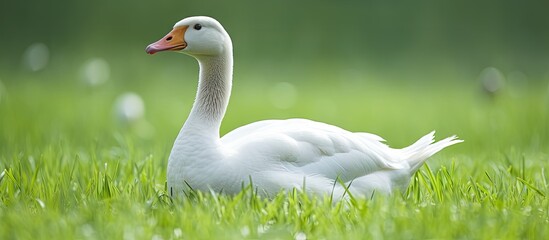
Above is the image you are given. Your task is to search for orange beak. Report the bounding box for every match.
[146,26,189,54]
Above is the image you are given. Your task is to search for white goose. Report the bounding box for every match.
[146,16,462,200]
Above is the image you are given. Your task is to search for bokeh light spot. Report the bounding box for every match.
[294,232,307,240]
[479,67,505,94]
[23,43,50,72]
[81,58,110,86]
[114,92,145,123]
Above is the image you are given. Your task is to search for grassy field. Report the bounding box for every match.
[1,60,548,239]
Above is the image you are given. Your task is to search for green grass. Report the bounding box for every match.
[1,61,548,239]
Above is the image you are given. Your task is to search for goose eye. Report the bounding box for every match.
[193,24,202,30]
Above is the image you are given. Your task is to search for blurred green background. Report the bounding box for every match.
[1,0,548,156]
[1,2,549,238]
[2,0,549,72]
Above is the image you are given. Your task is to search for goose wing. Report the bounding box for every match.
[221,118,408,182]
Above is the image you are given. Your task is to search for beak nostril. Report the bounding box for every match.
[166,36,173,41]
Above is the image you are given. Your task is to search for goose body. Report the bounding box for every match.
[146,16,462,200]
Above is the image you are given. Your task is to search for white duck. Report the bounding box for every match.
[146,16,462,200]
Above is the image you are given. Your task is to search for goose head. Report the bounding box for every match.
[145,16,231,57]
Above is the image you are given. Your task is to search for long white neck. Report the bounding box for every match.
[181,51,233,140]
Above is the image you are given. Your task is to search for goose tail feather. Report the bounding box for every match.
[402,131,463,173]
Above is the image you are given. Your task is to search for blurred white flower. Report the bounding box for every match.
[240,226,250,237]
[269,82,298,109]
[294,231,307,240]
[23,43,49,71]
[81,58,110,86]
[114,92,145,123]
[479,67,505,95]
[113,92,155,138]
[80,224,95,238]
[173,228,183,238]
[151,234,163,240]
